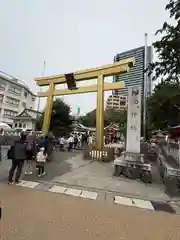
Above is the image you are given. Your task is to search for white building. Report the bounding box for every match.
[12,108,42,131]
[106,94,127,111]
[0,72,36,126]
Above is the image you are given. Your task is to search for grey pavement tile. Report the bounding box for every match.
[169,204,180,215]
[35,182,55,191]
[105,193,114,204]
[95,191,106,202]
[151,201,175,213]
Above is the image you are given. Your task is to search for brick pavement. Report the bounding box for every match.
[1,184,180,240]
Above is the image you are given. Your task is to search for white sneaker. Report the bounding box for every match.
[42,172,46,176]
[25,172,32,175]
[38,174,41,177]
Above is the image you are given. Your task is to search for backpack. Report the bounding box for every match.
[12,141,28,161]
[74,137,78,144]
[26,143,32,152]
[7,146,14,160]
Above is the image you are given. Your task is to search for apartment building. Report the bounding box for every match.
[113,46,153,96]
[106,94,127,111]
[0,72,36,126]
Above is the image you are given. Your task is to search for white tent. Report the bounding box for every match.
[0,123,11,130]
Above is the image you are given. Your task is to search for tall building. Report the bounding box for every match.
[113,46,153,96]
[0,71,36,126]
[106,94,127,111]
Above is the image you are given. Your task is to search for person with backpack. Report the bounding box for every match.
[67,135,74,151]
[36,147,47,177]
[74,134,78,150]
[8,132,28,184]
[24,138,37,175]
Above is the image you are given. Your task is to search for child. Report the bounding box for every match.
[36,147,47,177]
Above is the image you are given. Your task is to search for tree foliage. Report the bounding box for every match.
[104,109,127,128]
[147,82,180,130]
[148,0,180,83]
[79,109,96,127]
[79,108,127,128]
[36,98,72,136]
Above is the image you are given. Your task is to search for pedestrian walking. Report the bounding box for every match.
[24,139,37,175]
[88,135,93,146]
[24,140,33,175]
[67,135,74,151]
[59,136,65,151]
[74,134,78,149]
[8,132,28,184]
[36,147,47,177]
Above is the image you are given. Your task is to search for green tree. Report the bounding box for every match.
[79,109,96,127]
[148,0,180,84]
[104,109,127,127]
[79,108,127,129]
[36,98,72,136]
[147,82,180,130]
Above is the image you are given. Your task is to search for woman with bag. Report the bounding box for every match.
[24,139,37,175]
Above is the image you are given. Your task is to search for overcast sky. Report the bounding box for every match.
[0,0,169,115]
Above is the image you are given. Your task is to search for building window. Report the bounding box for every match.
[22,102,26,108]
[14,123,18,128]
[120,101,126,106]
[6,96,20,106]
[4,109,18,117]
[0,79,6,90]
[24,91,27,98]
[23,123,26,128]
[0,94,4,102]
[32,97,35,102]
[8,85,21,95]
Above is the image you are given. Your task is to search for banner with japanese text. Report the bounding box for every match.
[126,86,141,153]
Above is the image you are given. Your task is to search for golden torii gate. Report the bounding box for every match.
[34,57,135,154]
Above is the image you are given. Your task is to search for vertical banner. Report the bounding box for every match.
[126,86,141,153]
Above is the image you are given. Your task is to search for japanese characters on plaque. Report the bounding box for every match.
[126,86,141,153]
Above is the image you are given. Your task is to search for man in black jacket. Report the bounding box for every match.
[8,132,28,184]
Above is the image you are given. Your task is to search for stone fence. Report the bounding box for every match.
[163,142,180,167]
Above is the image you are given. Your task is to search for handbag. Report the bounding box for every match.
[7,146,14,160]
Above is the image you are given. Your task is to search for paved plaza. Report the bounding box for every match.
[1,184,180,240]
[0,151,169,202]
[1,150,180,239]
[1,150,180,213]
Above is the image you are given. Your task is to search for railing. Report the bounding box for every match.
[157,142,180,195]
[163,142,180,167]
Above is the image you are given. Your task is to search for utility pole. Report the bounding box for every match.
[143,33,148,140]
[36,61,46,119]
